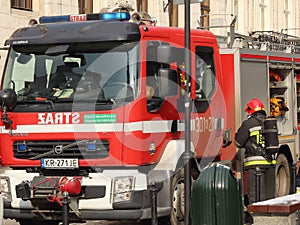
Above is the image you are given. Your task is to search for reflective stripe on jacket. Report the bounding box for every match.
[249,126,264,146]
[244,156,276,167]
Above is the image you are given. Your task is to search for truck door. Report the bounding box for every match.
[191,45,225,162]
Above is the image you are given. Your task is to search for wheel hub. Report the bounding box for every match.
[172,179,185,222]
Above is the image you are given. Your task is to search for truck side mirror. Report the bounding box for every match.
[158,68,178,98]
[147,68,179,113]
[157,45,184,64]
[0,88,17,112]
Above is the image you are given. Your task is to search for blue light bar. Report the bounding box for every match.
[39,15,71,24]
[39,12,131,24]
[99,12,130,21]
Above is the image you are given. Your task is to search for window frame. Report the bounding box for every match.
[193,45,216,113]
[11,0,32,11]
[78,0,93,14]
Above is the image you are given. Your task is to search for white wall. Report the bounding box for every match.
[205,0,300,43]
[0,0,79,74]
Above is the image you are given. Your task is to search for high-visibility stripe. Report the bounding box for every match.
[249,129,264,145]
[250,130,260,136]
[244,159,276,167]
[244,156,266,161]
[249,126,261,133]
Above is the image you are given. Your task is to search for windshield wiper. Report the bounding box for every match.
[56,98,115,104]
[17,99,56,109]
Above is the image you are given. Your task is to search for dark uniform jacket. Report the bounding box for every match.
[235,111,266,158]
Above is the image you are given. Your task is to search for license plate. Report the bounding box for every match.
[41,158,79,169]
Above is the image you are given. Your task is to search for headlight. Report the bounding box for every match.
[113,176,134,203]
[0,176,11,202]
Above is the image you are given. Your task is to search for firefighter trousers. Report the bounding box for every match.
[245,165,275,205]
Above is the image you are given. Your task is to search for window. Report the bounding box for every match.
[194,46,216,112]
[234,0,238,30]
[3,41,140,112]
[11,0,32,10]
[78,0,93,14]
[259,0,267,31]
[146,41,169,99]
[284,0,290,31]
[136,0,148,12]
[200,0,210,29]
[167,1,178,27]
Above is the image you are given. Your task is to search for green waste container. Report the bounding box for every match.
[191,163,243,225]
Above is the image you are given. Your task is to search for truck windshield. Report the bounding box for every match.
[2,41,140,111]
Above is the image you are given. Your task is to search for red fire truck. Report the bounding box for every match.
[0,12,226,225]
[1,10,299,225]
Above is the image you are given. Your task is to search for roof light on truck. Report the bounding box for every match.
[99,12,130,21]
[39,12,131,24]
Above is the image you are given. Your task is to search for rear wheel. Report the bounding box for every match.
[275,154,291,197]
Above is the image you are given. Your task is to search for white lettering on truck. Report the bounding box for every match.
[192,116,224,133]
[38,112,80,124]
[194,117,213,133]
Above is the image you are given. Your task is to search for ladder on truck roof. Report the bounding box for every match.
[198,14,300,53]
[229,31,300,54]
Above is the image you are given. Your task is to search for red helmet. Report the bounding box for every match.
[245,98,265,115]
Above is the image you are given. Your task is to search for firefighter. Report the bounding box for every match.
[235,98,276,222]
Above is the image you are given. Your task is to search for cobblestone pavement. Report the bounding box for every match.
[3,212,300,225]
[3,219,144,225]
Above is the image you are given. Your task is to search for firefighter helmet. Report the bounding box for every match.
[245,98,265,115]
[270,96,289,117]
[269,70,281,82]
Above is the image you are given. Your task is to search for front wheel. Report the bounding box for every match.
[170,167,198,225]
[170,169,185,225]
[275,154,291,197]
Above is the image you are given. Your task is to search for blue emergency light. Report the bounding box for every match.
[39,12,131,24]
[86,142,97,151]
[17,143,27,152]
[99,12,130,20]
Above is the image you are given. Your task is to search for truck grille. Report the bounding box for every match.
[13,140,109,159]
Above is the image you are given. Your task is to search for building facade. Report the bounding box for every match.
[0,0,300,71]
[209,0,300,37]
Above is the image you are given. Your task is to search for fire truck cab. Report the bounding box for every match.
[0,12,225,225]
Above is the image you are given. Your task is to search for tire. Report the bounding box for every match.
[170,169,185,225]
[275,154,291,197]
